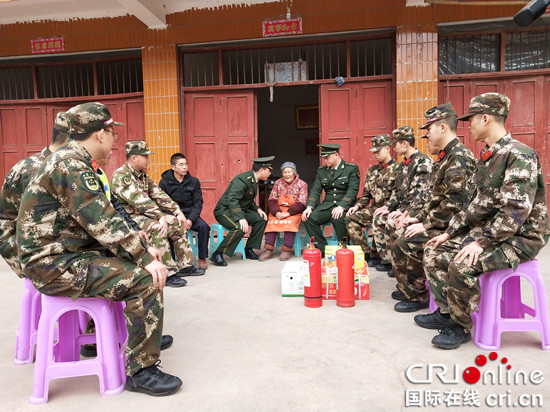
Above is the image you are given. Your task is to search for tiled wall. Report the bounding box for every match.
[142,41,180,178]
[0,1,523,179]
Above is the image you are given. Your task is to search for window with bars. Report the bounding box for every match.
[182,37,392,88]
[439,34,500,75]
[505,30,550,71]
[0,57,143,100]
[440,28,550,75]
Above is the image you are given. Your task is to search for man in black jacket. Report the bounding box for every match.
[160,153,210,269]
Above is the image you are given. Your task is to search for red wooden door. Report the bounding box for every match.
[320,80,394,177]
[184,91,257,224]
[439,74,549,210]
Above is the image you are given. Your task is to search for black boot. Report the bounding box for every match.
[125,362,183,396]
[244,247,259,260]
[210,251,228,266]
[431,323,471,349]
[414,309,454,330]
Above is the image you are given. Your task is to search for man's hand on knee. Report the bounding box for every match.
[145,260,168,290]
[331,206,344,219]
[302,207,312,221]
[239,218,249,233]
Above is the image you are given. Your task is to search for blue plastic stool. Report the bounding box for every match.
[274,231,305,257]
[187,230,199,260]
[321,223,339,245]
[365,224,373,248]
[209,223,246,260]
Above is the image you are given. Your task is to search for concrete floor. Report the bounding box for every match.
[1,244,549,412]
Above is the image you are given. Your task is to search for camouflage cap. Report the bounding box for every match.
[318,144,341,157]
[125,141,155,156]
[369,134,391,152]
[253,156,275,169]
[420,103,457,129]
[66,102,124,134]
[53,111,70,133]
[390,126,415,144]
[457,93,511,121]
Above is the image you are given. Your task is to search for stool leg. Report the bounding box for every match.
[14,281,41,364]
[30,304,58,403]
[501,276,522,318]
[95,303,125,395]
[532,273,550,350]
[475,274,500,350]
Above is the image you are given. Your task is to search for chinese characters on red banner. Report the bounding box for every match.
[31,37,65,54]
[262,18,302,37]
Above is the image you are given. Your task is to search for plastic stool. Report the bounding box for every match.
[471,259,550,351]
[14,278,43,365]
[30,295,127,403]
[321,223,338,246]
[425,280,438,313]
[275,231,305,257]
[187,230,199,261]
[208,223,246,259]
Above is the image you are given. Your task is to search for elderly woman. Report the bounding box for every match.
[259,162,308,261]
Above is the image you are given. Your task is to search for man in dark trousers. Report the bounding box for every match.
[160,153,210,270]
[302,144,360,254]
[210,156,274,267]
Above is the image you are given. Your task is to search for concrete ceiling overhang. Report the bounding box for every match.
[0,0,280,28]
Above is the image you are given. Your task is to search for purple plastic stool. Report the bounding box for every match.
[471,259,550,351]
[425,280,438,313]
[14,278,42,365]
[30,295,127,404]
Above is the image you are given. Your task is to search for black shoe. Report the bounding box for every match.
[160,335,174,351]
[414,309,454,330]
[375,262,392,272]
[387,269,395,277]
[391,289,407,301]
[125,362,183,396]
[431,323,471,349]
[81,335,174,358]
[210,251,228,266]
[367,258,381,268]
[165,275,187,288]
[394,300,429,313]
[177,265,205,277]
[244,247,259,260]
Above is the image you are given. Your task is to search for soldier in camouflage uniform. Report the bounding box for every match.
[372,126,432,274]
[0,112,70,277]
[345,134,398,267]
[418,93,550,349]
[390,104,476,313]
[16,102,183,396]
[110,141,205,288]
[302,144,360,254]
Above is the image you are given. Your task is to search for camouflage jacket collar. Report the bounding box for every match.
[66,139,93,166]
[378,158,395,168]
[480,132,511,162]
[437,138,460,162]
[125,161,146,179]
[41,146,52,158]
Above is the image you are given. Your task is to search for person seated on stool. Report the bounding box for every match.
[111,141,205,288]
[210,156,274,266]
[421,93,549,350]
[302,144,360,255]
[259,161,308,262]
[17,102,182,396]
[160,153,210,270]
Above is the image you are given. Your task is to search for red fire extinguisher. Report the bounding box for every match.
[336,244,355,307]
[303,237,322,308]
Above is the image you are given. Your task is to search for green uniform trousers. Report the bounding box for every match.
[214,209,267,256]
[304,206,347,252]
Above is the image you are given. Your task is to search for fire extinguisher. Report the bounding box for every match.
[336,244,355,307]
[303,237,322,308]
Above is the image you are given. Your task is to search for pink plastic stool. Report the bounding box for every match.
[14,278,43,365]
[471,259,550,351]
[30,295,127,403]
[425,280,438,313]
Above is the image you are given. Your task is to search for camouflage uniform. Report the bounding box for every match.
[17,102,163,375]
[345,135,398,258]
[110,142,194,272]
[0,112,69,277]
[424,96,549,332]
[391,106,476,302]
[372,127,433,264]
